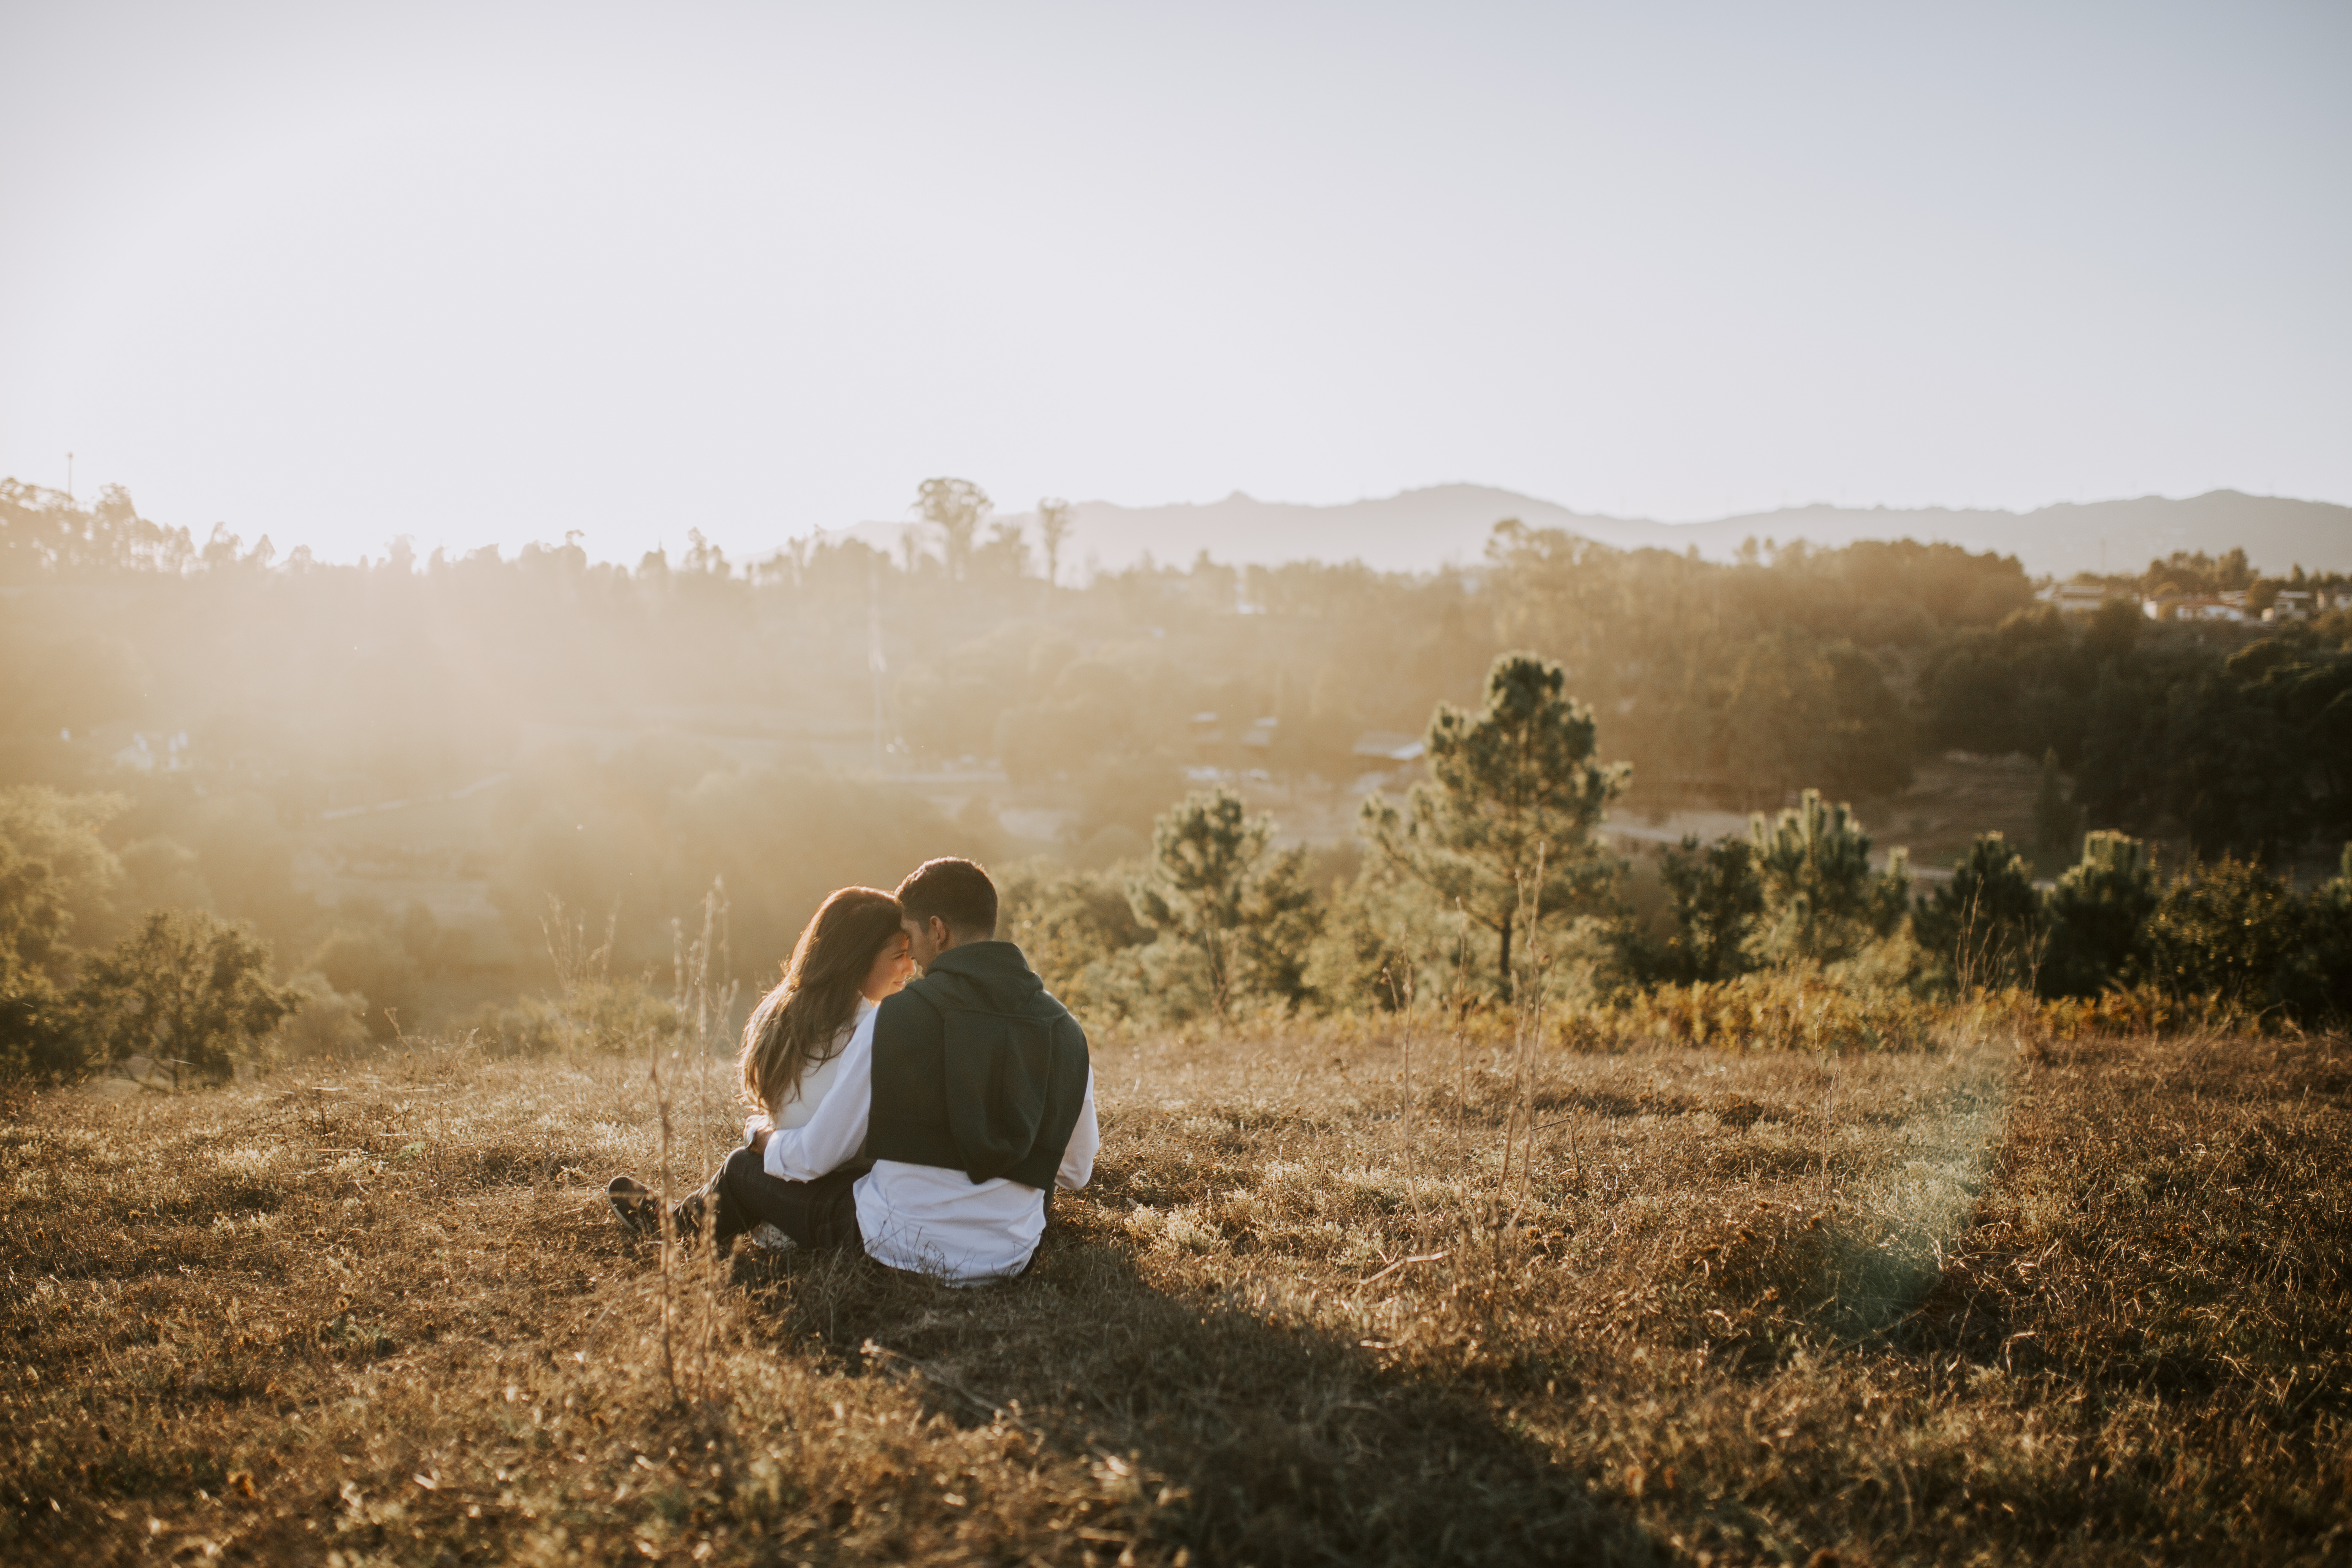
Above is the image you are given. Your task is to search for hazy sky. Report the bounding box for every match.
[3,1,2346,564]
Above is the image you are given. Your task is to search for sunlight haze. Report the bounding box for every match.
[3,0,2346,563]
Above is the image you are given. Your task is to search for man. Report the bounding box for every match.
[639,858,1097,1284]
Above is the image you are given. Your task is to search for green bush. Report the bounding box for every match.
[0,989,76,1080]
[2143,858,2317,1018]
[0,786,125,1078]
[1304,860,1460,1012]
[69,908,297,1080]
[997,859,1155,1018]
[271,971,373,1059]
[464,994,574,1057]
[2304,845,2352,1019]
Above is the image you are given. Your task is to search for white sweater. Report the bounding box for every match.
[765,997,875,1131]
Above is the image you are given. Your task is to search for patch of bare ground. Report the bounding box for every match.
[1885,753,2043,871]
[2,1021,2346,1565]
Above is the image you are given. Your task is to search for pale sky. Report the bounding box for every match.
[3,1,2345,565]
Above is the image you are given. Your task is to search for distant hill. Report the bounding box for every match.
[814,485,2352,580]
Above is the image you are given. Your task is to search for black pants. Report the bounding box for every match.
[676,1145,864,1252]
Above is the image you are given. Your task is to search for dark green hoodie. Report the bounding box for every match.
[864,941,1091,1192]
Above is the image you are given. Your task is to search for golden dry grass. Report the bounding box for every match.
[3,1018,2347,1565]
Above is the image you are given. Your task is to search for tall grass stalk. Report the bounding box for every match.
[1493,842,1553,1266]
[671,877,740,1410]
[1378,923,1439,1257]
[650,1036,680,1407]
[669,877,740,1186]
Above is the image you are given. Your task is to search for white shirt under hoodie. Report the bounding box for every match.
[761,994,1099,1283]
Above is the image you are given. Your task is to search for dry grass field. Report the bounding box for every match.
[3,1016,2347,1566]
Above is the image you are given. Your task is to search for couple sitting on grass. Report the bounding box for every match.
[605,856,1098,1286]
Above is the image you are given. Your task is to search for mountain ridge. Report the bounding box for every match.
[815,485,2352,580]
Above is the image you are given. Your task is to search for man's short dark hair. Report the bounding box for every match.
[897,858,997,939]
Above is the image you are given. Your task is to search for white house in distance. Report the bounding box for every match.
[2142,594,2246,623]
[2047,580,2350,625]
[2263,590,2352,622]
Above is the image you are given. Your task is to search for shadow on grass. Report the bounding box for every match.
[729,1207,1663,1568]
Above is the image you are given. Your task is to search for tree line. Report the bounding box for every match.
[5,474,2352,1074]
[8,645,2350,1080]
[9,475,2347,856]
[1011,651,2352,1030]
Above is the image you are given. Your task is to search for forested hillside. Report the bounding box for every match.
[5,476,2350,1051]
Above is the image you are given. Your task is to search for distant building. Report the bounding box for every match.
[2267,588,2352,620]
[2143,595,2247,623]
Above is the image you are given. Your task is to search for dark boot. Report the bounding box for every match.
[606,1176,660,1237]
[608,1175,741,1248]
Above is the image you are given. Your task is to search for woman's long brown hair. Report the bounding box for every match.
[738,886,905,1114]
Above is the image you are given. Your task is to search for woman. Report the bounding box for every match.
[607,885,913,1240]
[739,885,913,1135]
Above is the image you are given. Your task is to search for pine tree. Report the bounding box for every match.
[2039,829,2157,998]
[1914,831,2043,991]
[1362,651,1627,992]
[1036,498,1073,588]
[1130,789,1322,1020]
[1653,834,1766,983]
[1748,789,1910,967]
[913,477,991,582]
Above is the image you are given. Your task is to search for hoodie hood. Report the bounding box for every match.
[917,941,1048,1010]
[865,940,1089,1190]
